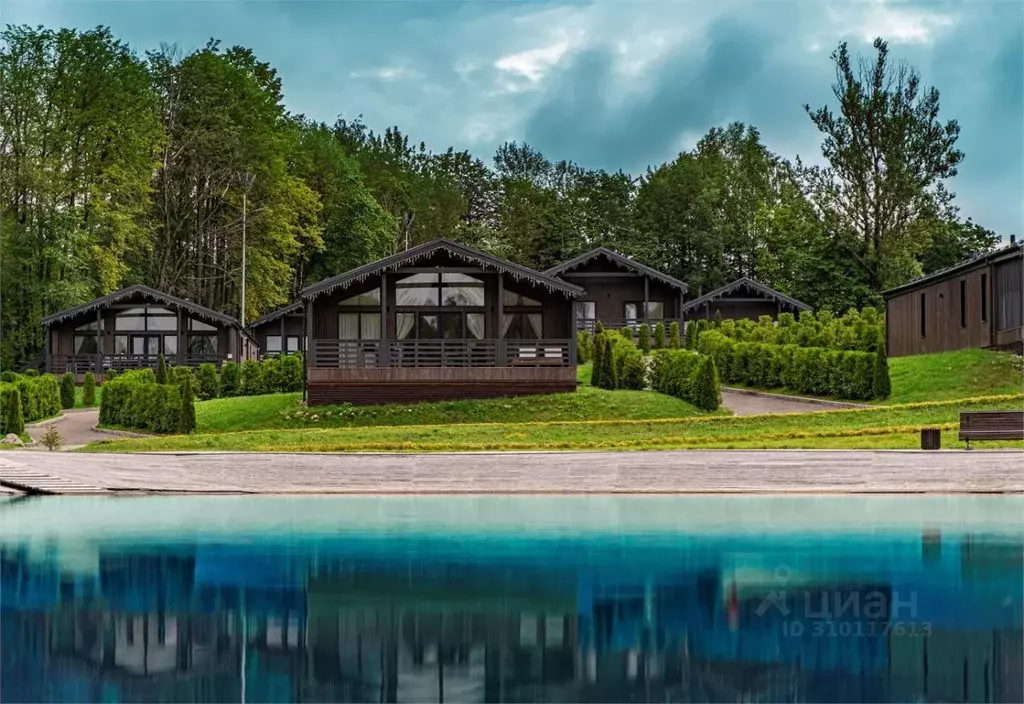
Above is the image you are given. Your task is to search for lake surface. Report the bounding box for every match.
[1,495,1022,703]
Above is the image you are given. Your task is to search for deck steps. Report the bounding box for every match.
[0,464,106,494]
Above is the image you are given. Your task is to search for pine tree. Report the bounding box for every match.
[156,354,167,384]
[602,337,617,389]
[82,372,96,406]
[177,375,197,434]
[873,333,891,399]
[3,388,24,436]
[591,333,605,387]
[653,323,666,349]
[669,321,681,349]
[692,356,720,411]
[638,324,651,354]
[60,373,76,409]
[620,326,634,342]
[685,322,696,350]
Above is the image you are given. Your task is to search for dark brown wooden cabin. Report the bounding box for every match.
[42,284,255,381]
[302,238,583,406]
[883,241,1023,357]
[680,277,811,323]
[544,247,688,330]
[248,302,304,357]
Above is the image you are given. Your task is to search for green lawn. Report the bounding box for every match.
[191,364,722,434]
[74,385,102,409]
[884,348,1024,404]
[81,394,1023,453]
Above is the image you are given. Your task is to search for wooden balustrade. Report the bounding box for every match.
[311,339,573,369]
[577,317,683,332]
[46,354,233,375]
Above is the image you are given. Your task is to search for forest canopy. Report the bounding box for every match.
[0,26,1005,367]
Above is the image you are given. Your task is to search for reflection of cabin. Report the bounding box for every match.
[302,239,583,405]
[545,247,688,330]
[680,277,811,323]
[247,301,304,357]
[42,284,255,380]
[883,240,1023,357]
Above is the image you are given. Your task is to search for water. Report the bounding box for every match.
[1,495,1022,703]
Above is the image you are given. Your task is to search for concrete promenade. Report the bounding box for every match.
[0,449,1021,495]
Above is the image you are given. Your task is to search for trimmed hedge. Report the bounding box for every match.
[99,370,195,434]
[649,349,721,410]
[2,387,24,435]
[60,372,76,409]
[83,372,97,406]
[698,330,881,400]
[716,307,884,352]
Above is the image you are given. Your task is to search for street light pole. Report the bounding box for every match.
[238,173,255,325]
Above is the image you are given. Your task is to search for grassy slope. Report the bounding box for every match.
[81,394,1024,452]
[189,362,722,434]
[883,348,1024,404]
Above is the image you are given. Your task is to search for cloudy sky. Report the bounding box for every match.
[3,0,1022,237]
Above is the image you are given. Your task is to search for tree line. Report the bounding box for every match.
[0,26,1004,367]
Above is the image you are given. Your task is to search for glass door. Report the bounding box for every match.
[131,335,160,357]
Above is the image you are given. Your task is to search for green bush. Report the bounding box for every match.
[697,330,878,400]
[104,369,118,383]
[23,369,38,377]
[165,366,194,388]
[620,326,634,342]
[241,360,265,396]
[196,363,221,400]
[591,333,605,387]
[576,331,592,364]
[280,354,303,393]
[684,321,696,350]
[177,375,197,434]
[638,324,651,354]
[2,386,24,436]
[82,372,97,406]
[618,345,647,390]
[0,371,17,383]
[221,362,241,397]
[119,368,156,385]
[594,321,605,336]
[156,354,168,384]
[873,336,891,400]
[60,372,76,409]
[669,321,681,349]
[713,309,723,327]
[691,356,720,411]
[121,383,182,433]
[653,323,665,349]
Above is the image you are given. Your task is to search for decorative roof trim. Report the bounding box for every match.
[883,242,1022,298]
[680,277,812,313]
[248,301,302,329]
[545,247,689,292]
[42,284,242,327]
[301,238,585,300]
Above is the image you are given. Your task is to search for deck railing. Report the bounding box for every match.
[311,339,574,368]
[47,354,233,375]
[576,317,683,332]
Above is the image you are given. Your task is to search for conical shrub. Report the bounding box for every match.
[60,372,76,409]
[177,375,197,434]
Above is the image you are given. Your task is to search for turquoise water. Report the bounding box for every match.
[1,495,1022,703]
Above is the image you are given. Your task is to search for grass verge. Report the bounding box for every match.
[81,394,1024,453]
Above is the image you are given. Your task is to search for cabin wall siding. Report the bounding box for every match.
[994,258,1023,334]
[249,315,304,352]
[561,275,681,320]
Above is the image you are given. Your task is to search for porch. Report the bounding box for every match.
[47,353,233,380]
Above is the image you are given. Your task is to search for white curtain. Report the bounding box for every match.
[466,313,485,340]
[396,313,415,340]
[338,314,359,340]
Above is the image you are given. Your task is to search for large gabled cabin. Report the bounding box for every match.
[302,238,583,405]
[883,240,1022,357]
[545,247,688,330]
[42,284,255,380]
[680,277,811,323]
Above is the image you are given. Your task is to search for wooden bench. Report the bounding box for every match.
[959,410,1024,449]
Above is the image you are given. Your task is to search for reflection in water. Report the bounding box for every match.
[1,496,1022,703]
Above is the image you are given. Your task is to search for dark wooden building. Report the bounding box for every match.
[42,284,255,380]
[545,247,688,330]
[680,277,811,322]
[303,239,583,406]
[883,241,1023,357]
[248,302,304,357]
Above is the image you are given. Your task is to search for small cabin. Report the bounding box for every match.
[680,277,811,323]
[883,241,1022,357]
[42,284,255,380]
[302,238,583,405]
[545,247,688,330]
[248,302,304,357]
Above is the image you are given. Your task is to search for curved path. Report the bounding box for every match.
[27,408,104,450]
[720,389,867,416]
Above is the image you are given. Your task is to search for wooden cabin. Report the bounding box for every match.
[42,284,255,380]
[248,302,304,357]
[680,277,811,323]
[302,239,583,405]
[545,247,688,330]
[883,241,1023,357]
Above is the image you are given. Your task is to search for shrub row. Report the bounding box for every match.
[649,349,721,411]
[697,330,888,400]
[713,307,884,352]
[110,354,304,401]
[0,374,62,433]
[99,369,196,434]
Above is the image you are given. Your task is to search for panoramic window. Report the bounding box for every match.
[188,335,218,356]
[188,318,217,332]
[286,336,300,352]
[575,301,596,321]
[114,306,175,332]
[340,288,381,306]
[503,313,543,339]
[503,290,541,306]
[73,335,98,355]
[338,313,381,340]
[625,301,664,320]
[266,335,282,353]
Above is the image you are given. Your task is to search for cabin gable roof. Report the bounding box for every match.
[41,284,242,328]
[545,247,688,292]
[680,277,811,313]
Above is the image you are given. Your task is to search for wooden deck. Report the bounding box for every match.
[1,450,1022,495]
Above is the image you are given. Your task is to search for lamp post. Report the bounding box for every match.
[238,172,255,325]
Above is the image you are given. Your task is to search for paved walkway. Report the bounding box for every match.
[0,450,1021,495]
[720,389,866,416]
[27,408,104,450]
